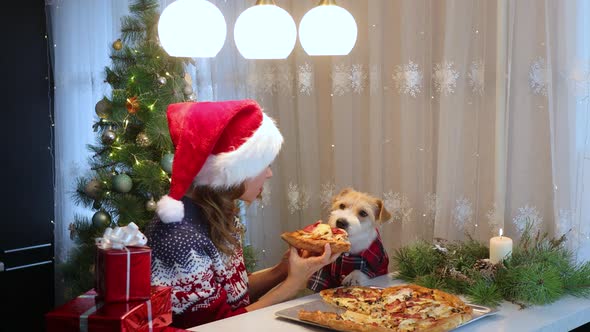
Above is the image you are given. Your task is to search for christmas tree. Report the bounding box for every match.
[59,0,192,301]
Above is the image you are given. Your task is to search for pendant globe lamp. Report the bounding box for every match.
[234,0,297,59]
[158,0,227,57]
[299,0,357,56]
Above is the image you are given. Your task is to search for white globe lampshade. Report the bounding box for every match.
[299,4,357,56]
[158,0,227,57]
[234,4,297,59]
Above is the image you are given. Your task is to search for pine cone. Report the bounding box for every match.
[473,258,499,280]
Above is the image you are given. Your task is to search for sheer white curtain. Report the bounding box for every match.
[228,0,590,267]
[49,0,131,265]
[49,0,590,275]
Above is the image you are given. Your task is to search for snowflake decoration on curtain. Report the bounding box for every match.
[332,64,350,96]
[247,64,276,95]
[424,192,438,218]
[383,191,413,224]
[350,64,368,94]
[529,57,549,96]
[555,209,587,252]
[467,60,485,96]
[369,64,381,96]
[319,182,337,209]
[433,61,460,96]
[392,61,423,97]
[331,64,368,96]
[452,196,473,231]
[297,62,314,95]
[260,181,271,207]
[247,64,293,96]
[275,63,294,95]
[486,203,501,235]
[287,182,310,214]
[512,204,543,235]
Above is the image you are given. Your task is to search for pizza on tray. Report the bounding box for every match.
[298,284,473,332]
[281,221,351,254]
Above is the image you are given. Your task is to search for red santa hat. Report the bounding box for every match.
[156,99,283,223]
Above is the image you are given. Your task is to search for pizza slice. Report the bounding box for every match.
[280,221,351,254]
[376,285,473,332]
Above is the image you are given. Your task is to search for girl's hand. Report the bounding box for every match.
[285,243,341,288]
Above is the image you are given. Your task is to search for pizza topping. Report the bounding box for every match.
[301,221,348,241]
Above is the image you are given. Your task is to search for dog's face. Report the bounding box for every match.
[327,188,392,253]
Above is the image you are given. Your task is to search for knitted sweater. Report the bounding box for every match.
[146,196,249,328]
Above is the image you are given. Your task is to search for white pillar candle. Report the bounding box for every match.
[489,228,513,264]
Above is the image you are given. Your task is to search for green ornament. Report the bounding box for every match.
[95,98,113,119]
[161,153,174,174]
[92,210,111,228]
[84,179,102,199]
[112,173,133,193]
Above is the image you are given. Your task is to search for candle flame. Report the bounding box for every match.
[499,228,503,237]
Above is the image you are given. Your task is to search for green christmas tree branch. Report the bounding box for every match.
[392,222,590,308]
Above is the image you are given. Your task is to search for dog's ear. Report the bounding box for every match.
[374,199,392,223]
[332,187,353,203]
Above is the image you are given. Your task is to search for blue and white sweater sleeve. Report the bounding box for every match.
[146,216,249,328]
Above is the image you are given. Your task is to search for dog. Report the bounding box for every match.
[307,188,392,291]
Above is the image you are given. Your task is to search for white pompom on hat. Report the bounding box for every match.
[156,99,283,223]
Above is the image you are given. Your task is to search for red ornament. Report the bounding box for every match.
[126,96,140,114]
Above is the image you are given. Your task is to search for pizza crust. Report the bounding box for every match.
[299,310,395,332]
[280,230,351,254]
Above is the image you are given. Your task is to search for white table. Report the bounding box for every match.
[188,273,590,332]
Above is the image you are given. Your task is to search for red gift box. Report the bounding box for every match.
[95,246,151,302]
[45,286,172,332]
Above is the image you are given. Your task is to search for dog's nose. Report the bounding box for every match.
[336,219,349,229]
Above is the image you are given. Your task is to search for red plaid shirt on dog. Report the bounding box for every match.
[307,232,389,292]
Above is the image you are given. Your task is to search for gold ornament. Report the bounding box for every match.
[136,132,150,147]
[126,96,140,114]
[112,39,123,50]
[145,197,157,212]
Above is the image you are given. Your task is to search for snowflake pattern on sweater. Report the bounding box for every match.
[146,197,249,327]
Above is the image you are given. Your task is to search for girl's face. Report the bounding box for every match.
[240,166,272,203]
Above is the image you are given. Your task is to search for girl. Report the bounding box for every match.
[146,100,339,328]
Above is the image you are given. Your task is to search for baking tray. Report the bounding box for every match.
[276,299,498,331]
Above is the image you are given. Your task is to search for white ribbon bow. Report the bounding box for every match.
[95,222,147,249]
